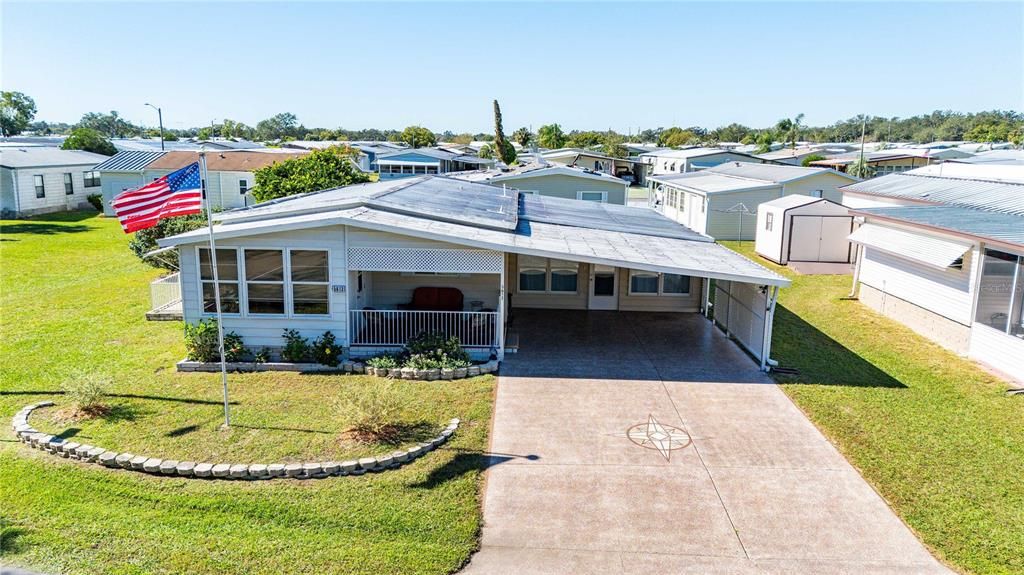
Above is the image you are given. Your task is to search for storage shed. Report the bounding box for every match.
[755,195,853,265]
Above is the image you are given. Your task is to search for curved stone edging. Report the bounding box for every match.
[11,402,459,480]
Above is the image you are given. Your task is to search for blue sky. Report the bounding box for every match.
[3,2,1022,133]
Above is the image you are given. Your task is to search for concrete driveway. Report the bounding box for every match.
[463,310,949,574]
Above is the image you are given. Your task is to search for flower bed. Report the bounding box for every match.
[12,402,460,480]
[175,358,499,378]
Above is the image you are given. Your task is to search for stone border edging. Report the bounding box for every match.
[177,359,500,379]
[12,402,459,480]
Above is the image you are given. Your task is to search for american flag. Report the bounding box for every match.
[112,162,203,233]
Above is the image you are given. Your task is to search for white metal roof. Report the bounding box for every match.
[162,176,788,287]
[0,147,110,169]
[649,172,779,195]
[848,222,972,269]
[840,166,1024,215]
[706,162,858,184]
[447,163,626,185]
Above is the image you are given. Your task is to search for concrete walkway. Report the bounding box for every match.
[463,310,949,574]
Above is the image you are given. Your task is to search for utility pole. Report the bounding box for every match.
[145,103,164,150]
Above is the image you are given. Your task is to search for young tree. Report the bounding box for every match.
[0,91,37,136]
[776,113,805,148]
[602,133,627,158]
[77,111,137,138]
[252,146,370,203]
[398,125,436,148]
[492,100,516,164]
[659,127,699,147]
[755,131,775,154]
[512,127,533,147]
[478,144,494,159]
[537,123,566,149]
[61,128,117,156]
[255,112,299,141]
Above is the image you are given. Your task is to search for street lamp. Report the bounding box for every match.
[145,103,164,151]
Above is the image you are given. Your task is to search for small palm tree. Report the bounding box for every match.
[847,157,875,179]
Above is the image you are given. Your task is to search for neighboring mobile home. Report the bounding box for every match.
[154,176,789,368]
[97,149,309,215]
[448,163,630,205]
[843,167,1024,382]
[540,148,647,184]
[810,148,972,177]
[641,147,772,176]
[0,147,110,217]
[649,162,858,240]
[755,195,853,265]
[376,148,493,179]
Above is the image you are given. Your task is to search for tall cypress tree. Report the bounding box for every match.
[493,99,516,164]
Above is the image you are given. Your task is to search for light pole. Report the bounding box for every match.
[145,103,164,150]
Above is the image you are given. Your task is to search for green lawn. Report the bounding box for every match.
[0,212,494,575]
[724,241,1024,575]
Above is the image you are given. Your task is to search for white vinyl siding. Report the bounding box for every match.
[968,324,1024,381]
[858,247,974,325]
[8,165,98,216]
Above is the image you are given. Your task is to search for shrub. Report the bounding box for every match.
[86,193,103,212]
[334,378,417,443]
[127,213,207,271]
[61,372,111,415]
[254,347,271,364]
[312,331,340,367]
[281,329,309,363]
[366,354,400,370]
[401,332,471,370]
[184,319,245,362]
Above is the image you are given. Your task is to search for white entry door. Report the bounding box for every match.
[589,265,618,310]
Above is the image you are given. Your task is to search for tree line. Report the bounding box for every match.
[3,90,1022,156]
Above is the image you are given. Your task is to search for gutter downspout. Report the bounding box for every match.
[760,285,780,372]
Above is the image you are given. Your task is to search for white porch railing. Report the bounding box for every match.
[147,272,182,320]
[350,310,498,348]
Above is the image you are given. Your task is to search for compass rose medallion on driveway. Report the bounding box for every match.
[617,415,692,461]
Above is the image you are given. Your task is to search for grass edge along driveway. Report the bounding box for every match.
[723,241,1023,575]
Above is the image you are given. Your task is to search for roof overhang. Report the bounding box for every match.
[848,222,972,269]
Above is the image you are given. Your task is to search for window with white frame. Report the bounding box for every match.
[244,249,286,315]
[518,255,548,291]
[33,175,44,198]
[765,212,774,231]
[810,189,823,198]
[239,180,249,195]
[549,259,579,292]
[63,173,74,195]
[290,250,330,315]
[199,248,240,313]
[577,191,607,203]
[83,170,101,188]
[629,270,691,296]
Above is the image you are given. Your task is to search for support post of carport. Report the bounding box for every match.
[496,254,506,360]
[760,285,780,372]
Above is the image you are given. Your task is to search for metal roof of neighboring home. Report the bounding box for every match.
[848,221,973,268]
[195,139,264,150]
[109,138,204,152]
[841,167,1024,215]
[145,150,308,172]
[93,151,166,172]
[760,194,835,210]
[0,147,111,169]
[810,148,972,167]
[753,146,828,161]
[948,149,1024,166]
[852,205,1024,250]
[649,172,779,195]
[159,175,788,286]
[706,162,858,184]
[447,163,627,185]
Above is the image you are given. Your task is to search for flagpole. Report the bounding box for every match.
[200,149,231,428]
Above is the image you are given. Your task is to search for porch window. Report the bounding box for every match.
[629,271,659,294]
[662,273,691,295]
[974,249,1024,336]
[550,259,579,292]
[291,249,330,315]
[518,255,547,291]
[244,249,285,315]
[199,248,240,313]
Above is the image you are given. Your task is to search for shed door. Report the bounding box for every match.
[788,216,823,261]
[817,217,854,262]
[788,216,853,262]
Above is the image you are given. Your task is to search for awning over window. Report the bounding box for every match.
[849,223,972,269]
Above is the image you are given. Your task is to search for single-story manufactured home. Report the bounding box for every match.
[640,147,773,176]
[154,176,789,368]
[447,163,629,205]
[540,148,647,184]
[649,162,859,240]
[376,148,494,179]
[0,147,110,217]
[841,163,1024,211]
[97,149,309,215]
[755,195,853,265]
[844,170,1024,382]
[810,148,973,177]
